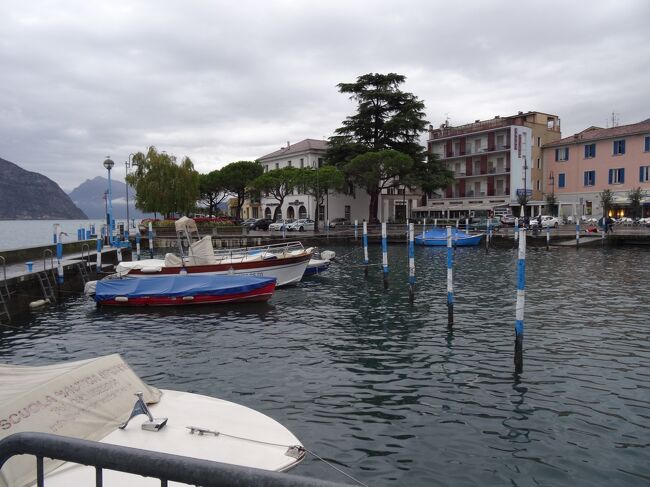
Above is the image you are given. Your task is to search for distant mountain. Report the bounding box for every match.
[68,176,154,220]
[0,157,87,220]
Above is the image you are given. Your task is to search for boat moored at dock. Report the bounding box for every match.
[415,228,484,246]
[92,274,277,306]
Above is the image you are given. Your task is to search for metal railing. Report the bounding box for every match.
[0,432,348,487]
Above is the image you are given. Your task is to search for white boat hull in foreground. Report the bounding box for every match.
[43,389,304,486]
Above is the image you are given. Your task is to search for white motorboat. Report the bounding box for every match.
[112,217,312,287]
[0,355,304,487]
[304,250,336,277]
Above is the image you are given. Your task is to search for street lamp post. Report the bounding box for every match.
[125,153,137,229]
[103,157,115,245]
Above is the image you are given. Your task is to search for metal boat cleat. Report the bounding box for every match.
[285,445,305,459]
[120,392,168,431]
[186,426,219,436]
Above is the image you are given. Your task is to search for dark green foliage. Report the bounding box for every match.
[219,161,264,220]
[326,73,451,221]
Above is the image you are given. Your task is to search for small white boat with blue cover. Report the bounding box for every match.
[414,227,484,246]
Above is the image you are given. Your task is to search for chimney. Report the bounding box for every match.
[287,141,290,149]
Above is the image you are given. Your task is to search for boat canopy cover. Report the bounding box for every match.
[95,275,276,301]
[174,216,198,234]
[0,354,161,487]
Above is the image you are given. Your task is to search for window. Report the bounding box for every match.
[609,168,625,184]
[536,180,540,191]
[537,137,541,147]
[264,165,268,173]
[613,139,625,155]
[645,136,650,152]
[288,160,292,167]
[300,158,304,168]
[555,147,569,161]
[640,165,650,182]
[584,144,596,158]
[275,162,279,170]
[584,170,596,186]
[318,158,324,168]
[558,173,566,188]
[537,158,541,169]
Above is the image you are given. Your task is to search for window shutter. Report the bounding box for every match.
[620,168,625,183]
[555,149,559,161]
[584,145,588,158]
[641,166,645,182]
[621,140,626,154]
[584,172,588,186]
[608,169,613,184]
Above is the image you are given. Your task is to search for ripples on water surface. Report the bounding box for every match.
[1,244,649,486]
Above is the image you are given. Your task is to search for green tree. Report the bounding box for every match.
[326,72,451,219]
[199,170,227,216]
[219,161,264,220]
[250,167,300,221]
[295,166,346,232]
[127,147,199,218]
[627,187,644,219]
[599,189,614,217]
[327,73,428,163]
[343,150,413,222]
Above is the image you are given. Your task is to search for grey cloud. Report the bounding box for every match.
[1,0,649,191]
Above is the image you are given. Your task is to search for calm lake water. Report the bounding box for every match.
[0,220,108,250]
[1,243,649,486]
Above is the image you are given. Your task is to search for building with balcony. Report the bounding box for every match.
[543,119,650,219]
[414,111,561,219]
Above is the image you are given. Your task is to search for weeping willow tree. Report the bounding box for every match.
[126,146,199,218]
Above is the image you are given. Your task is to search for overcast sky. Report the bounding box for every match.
[1,0,649,191]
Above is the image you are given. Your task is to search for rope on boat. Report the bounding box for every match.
[187,427,369,487]
[302,447,370,487]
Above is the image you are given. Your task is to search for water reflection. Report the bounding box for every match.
[1,245,649,485]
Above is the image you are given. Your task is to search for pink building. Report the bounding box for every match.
[543,120,650,218]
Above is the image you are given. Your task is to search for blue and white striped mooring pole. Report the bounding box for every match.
[135,232,141,260]
[56,232,64,285]
[96,237,102,272]
[354,220,358,240]
[408,223,415,302]
[362,221,369,277]
[446,226,454,327]
[381,222,388,289]
[514,218,519,245]
[515,227,526,373]
[148,222,154,258]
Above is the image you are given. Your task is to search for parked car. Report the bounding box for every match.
[268,219,293,231]
[287,219,315,232]
[530,215,560,228]
[468,217,502,232]
[500,214,516,226]
[248,218,273,230]
[240,218,257,227]
[329,217,350,228]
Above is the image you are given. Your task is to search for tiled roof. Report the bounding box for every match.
[257,139,328,161]
[544,119,650,147]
